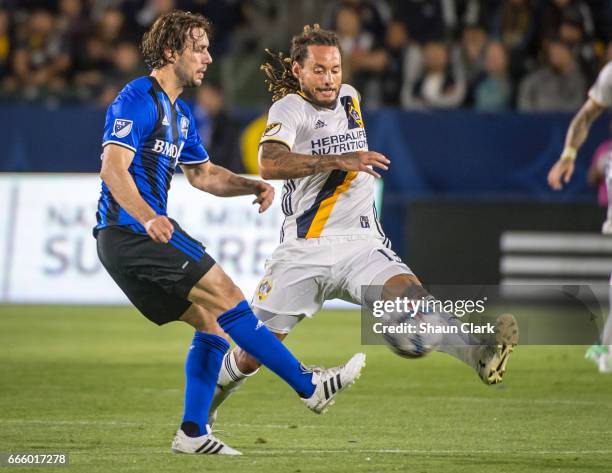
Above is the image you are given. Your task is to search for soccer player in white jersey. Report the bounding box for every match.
[548,60,612,373]
[208,25,519,420]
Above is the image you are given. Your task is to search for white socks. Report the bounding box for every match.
[209,350,259,420]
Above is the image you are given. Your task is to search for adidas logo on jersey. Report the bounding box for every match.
[162,115,170,126]
[314,119,327,129]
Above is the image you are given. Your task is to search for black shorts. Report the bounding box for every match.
[96,220,216,325]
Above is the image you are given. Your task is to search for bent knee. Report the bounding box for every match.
[188,264,246,313]
[382,274,427,300]
[180,304,230,341]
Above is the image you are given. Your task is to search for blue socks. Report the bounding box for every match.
[217,300,315,398]
[181,301,315,438]
[181,331,229,437]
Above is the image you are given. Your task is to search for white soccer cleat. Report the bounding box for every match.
[302,353,366,414]
[598,352,612,373]
[474,313,519,385]
[171,429,242,455]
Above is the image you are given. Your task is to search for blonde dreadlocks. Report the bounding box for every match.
[260,24,340,102]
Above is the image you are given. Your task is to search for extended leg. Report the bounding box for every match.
[186,264,366,415]
[377,274,518,384]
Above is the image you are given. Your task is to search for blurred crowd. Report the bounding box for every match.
[0,0,250,104]
[326,0,612,111]
[0,0,611,113]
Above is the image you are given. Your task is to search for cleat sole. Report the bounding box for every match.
[480,314,519,385]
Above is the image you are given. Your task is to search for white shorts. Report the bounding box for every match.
[251,235,413,333]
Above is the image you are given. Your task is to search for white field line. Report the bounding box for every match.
[65,449,612,456]
[3,447,609,457]
[2,420,611,456]
[247,449,612,456]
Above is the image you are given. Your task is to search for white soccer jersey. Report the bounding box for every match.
[260,84,387,243]
[587,61,612,234]
[589,61,612,108]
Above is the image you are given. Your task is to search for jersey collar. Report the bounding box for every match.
[148,76,178,106]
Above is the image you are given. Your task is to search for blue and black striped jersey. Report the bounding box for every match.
[94,76,209,235]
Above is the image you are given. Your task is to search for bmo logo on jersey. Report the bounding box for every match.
[152,139,184,158]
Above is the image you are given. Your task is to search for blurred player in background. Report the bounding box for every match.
[94,12,365,455]
[209,25,519,423]
[547,60,612,373]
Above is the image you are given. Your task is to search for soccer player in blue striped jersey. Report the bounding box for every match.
[94,11,365,456]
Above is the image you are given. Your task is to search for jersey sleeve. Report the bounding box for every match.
[178,110,209,164]
[102,91,156,153]
[259,97,300,150]
[588,61,612,108]
[343,83,362,102]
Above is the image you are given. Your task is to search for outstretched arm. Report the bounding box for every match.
[258,142,390,180]
[548,98,605,190]
[181,161,275,213]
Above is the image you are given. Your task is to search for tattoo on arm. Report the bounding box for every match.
[226,171,257,191]
[260,142,340,179]
[183,162,258,196]
[566,99,604,150]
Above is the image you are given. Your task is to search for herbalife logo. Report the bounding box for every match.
[314,119,327,129]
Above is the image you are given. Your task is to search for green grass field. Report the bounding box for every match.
[1,305,611,473]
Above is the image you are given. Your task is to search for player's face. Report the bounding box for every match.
[293,45,342,108]
[174,28,212,88]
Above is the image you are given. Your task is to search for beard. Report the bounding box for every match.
[301,85,339,109]
[176,64,202,89]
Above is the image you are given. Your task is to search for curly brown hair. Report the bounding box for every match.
[140,11,212,71]
[261,24,340,102]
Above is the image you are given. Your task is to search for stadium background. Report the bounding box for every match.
[1,1,612,472]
